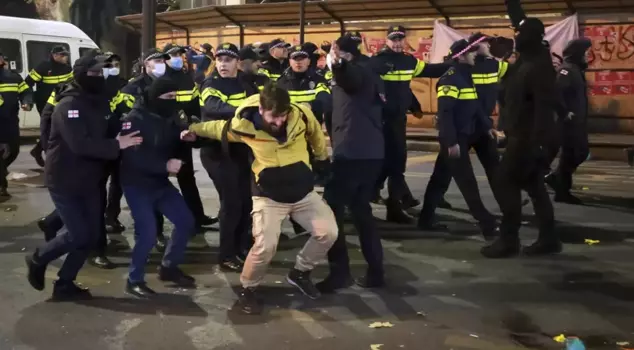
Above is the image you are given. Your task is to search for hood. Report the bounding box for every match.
[563,38,591,68]
[56,82,83,100]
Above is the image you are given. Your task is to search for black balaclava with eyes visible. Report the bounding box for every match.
[146,75,180,118]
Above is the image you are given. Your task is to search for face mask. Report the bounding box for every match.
[77,74,105,94]
[169,57,183,70]
[152,63,166,78]
[102,68,110,79]
[326,53,334,71]
[109,67,120,76]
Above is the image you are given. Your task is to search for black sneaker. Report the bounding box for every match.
[386,207,413,224]
[438,197,453,209]
[52,281,92,301]
[30,147,45,168]
[236,287,262,315]
[315,274,354,294]
[158,266,195,286]
[523,239,562,256]
[90,256,115,270]
[286,269,321,299]
[37,218,57,242]
[544,173,558,191]
[105,218,126,234]
[25,253,47,291]
[219,258,243,273]
[356,274,386,289]
[554,193,583,205]
[125,280,157,299]
[402,197,421,210]
[480,238,521,259]
[197,215,219,227]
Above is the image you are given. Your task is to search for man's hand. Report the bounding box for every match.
[116,131,143,149]
[566,111,574,120]
[21,104,32,112]
[412,110,424,119]
[180,130,197,142]
[488,129,498,140]
[0,144,9,160]
[448,144,460,158]
[167,159,183,174]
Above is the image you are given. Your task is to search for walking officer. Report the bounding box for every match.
[545,38,592,205]
[24,53,142,300]
[418,39,498,239]
[370,25,450,223]
[0,53,33,198]
[24,45,72,167]
[120,75,196,298]
[258,38,290,82]
[199,43,258,272]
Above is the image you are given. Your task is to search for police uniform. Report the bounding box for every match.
[238,46,270,91]
[199,43,257,269]
[370,25,450,222]
[120,75,196,298]
[257,38,289,82]
[0,58,32,195]
[24,46,73,165]
[25,54,120,300]
[418,40,497,238]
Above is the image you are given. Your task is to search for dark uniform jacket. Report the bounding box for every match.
[165,65,200,119]
[556,61,588,147]
[370,48,450,118]
[0,69,32,142]
[436,64,492,147]
[24,58,72,111]
[276,68,332,123]
[45,83,120,193]
[472,55,509,118]
[119,105,183,189]
[257,57,288,82]
[199,70,259,159]
[112,73,154,130]
[330,57,384,160]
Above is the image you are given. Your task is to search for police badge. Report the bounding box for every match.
[309,81,315,89]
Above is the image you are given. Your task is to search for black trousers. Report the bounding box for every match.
[200,148,252,262]
[424,133,501,217]
[324,159,384,278]
[496,138,555,241]
[31,102,46,156]
[554,139,589,194]
[379,115,409,205]
[419,136,496,231]
[0,128,20,188]
[105,160,123,221]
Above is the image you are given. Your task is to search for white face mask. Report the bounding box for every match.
[102,67,110,79]
[326,53,334,71]
[109,67,120,76]
[152,63,166,78]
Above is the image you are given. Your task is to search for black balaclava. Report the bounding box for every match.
[514,17,545,54]
[73,53,108,95]
[563,38,592,70]
[146,75,180,118]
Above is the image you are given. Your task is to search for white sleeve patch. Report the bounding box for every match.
[560,69,568,75]
[67,110,79,118]
[122,122,132,130]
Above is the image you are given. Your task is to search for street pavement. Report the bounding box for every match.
[1,146,634,350]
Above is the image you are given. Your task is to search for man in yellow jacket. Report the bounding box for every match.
[182,83,337,315]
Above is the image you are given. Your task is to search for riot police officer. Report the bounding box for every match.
[258,38,290,82]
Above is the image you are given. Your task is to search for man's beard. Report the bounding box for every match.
[261,121,286,138]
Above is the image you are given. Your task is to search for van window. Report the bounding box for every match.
[0,38,23,72]
[26,41,71,70]
[79,47,94,57]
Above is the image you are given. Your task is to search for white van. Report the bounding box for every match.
[0,15,99,129]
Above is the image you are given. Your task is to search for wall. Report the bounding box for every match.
[156,14,634,133]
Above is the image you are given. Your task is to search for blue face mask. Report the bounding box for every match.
[170,56,183,70]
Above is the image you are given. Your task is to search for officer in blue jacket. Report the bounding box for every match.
[417,39,498,239]
[119,75,196,298]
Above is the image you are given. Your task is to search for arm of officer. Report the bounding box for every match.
[413,58,452,78]
[200,85,237,120]
[120,118,169,175]
[17,77,34,106]
[408,89,423,114]
[296,103,328,160]
[189,118,243,143]
[436,81,459,147]
[311,81,332,122]
[55,101,120,160]
[24,62,46,87]
[39,93,57,151]
[332,59,365,93]
[498,60,510,80]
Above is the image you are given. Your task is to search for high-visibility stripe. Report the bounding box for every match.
[258,68,281,81]
[324,70,333,80]
[498,60,509,79]
[437,85,459,98]
[109,91,121,112]
[0,96,4,106]
[458,87,478,100]
[380,69,415,82]
[18,81,29,93]
[315,83,330,94]
[119,92,136,109]
[471,72,499,85]
[413,60,426,76]
[0,83,19,92]
[200,87,247,107]
[47,91,57,106]
[28,69,42,81]
[41,72,73,85]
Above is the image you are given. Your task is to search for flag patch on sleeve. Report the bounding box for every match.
[67,110,79,119]
[122,122,132,130]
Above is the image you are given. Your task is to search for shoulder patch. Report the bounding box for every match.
[442,86,451,94]
[67,110,79,119]
[122,121,132,130]
[560,69,568,75]
[309,81,315,89]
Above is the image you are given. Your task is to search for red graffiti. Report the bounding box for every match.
[585,25,634,66]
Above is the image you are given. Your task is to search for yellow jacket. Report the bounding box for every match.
[189,93,328,203]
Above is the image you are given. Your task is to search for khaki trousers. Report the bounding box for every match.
[240,191,338,288]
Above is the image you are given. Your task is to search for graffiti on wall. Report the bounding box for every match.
[584,25,634,68]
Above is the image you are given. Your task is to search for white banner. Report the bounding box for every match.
[429,14,579,63]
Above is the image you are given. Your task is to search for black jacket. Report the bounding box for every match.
[276,68,332,124]
[330,57,384,160]
[165,65,200,119]
[45,83,120,193]
[24,57,72,110]
[0,69,32,142]
[472,55,509,118]
[556,61,588,146]
[199,70,259,159]
[258,57,288,82]
[119,105,183,189]
[436,64,492,147]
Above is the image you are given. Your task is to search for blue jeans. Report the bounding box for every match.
[123,184,195,283]
[37,188,102,282]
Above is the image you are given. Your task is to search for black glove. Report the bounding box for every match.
[313,158,332,177]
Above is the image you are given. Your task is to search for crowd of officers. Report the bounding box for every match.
[0,18,591,314]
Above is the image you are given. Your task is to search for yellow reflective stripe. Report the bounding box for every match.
[458,87,478,100]
[258,68,270,77]
[176,89,196,102]
[28,69,42,81]
[41,72,73,84]
[437,85,459,98]
[119,92,136,109]
[288,89,317,103]
[18,81,29,93]
[380,70,415,81]
[315,83,330,94]
[498,60,509,79]
[325,70,333,80]
[0,96,3,106]
[227,98,245,107]
[109,91,121,111]
[0,83,19,92]
[413,60,426,76]
[192,87,200,98]
[257,85,264,91]
[201,87,228,102]
[471,72,499,85]
[47,91,57,106]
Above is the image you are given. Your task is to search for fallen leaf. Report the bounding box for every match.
[582,186,590,190]
[370,344,383,350]
[584,239,600,246]
[274,281,282,284]
[554,334,566,343]
[416,311,426,317]
[616,341,630,346]
[369,322,394,329]
[469,334,479,338]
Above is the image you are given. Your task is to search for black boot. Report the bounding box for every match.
[480,237,521,259]
[417,218,448,231]
[52,280,92,301]
[523,239,562,256]
[219,258,244,273]
[356,273,386,289]
[105,218,126,233]
[197,215,219,227]
[554,192,583,205]
[37,218,57,242]
[30,146,45,168]
[370,191,385,205]
[236,287,262,315]
[158,265,195,286]
[90,255,115,269]
[315,273,354,294]
[386,201,413,224]
[125,280,157,299]
[286,268,320,299]
[401,196,421,210]
[544,173,558,191]
[438,197,453,209]
[25,252,47,291]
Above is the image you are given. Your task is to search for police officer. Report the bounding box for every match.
[481,17,559,258]
[25,45,73,167]
[199,43,257,272]
[25,54,142,300]
[419,39,498,239]
[120,75,196,298]
[0,53,33,198]
[545,38,592,205]
[319,35,386,293]
[163,43,217,230]
[370,25,450,223]
[238,46,269,90]
[258,38,290,82]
